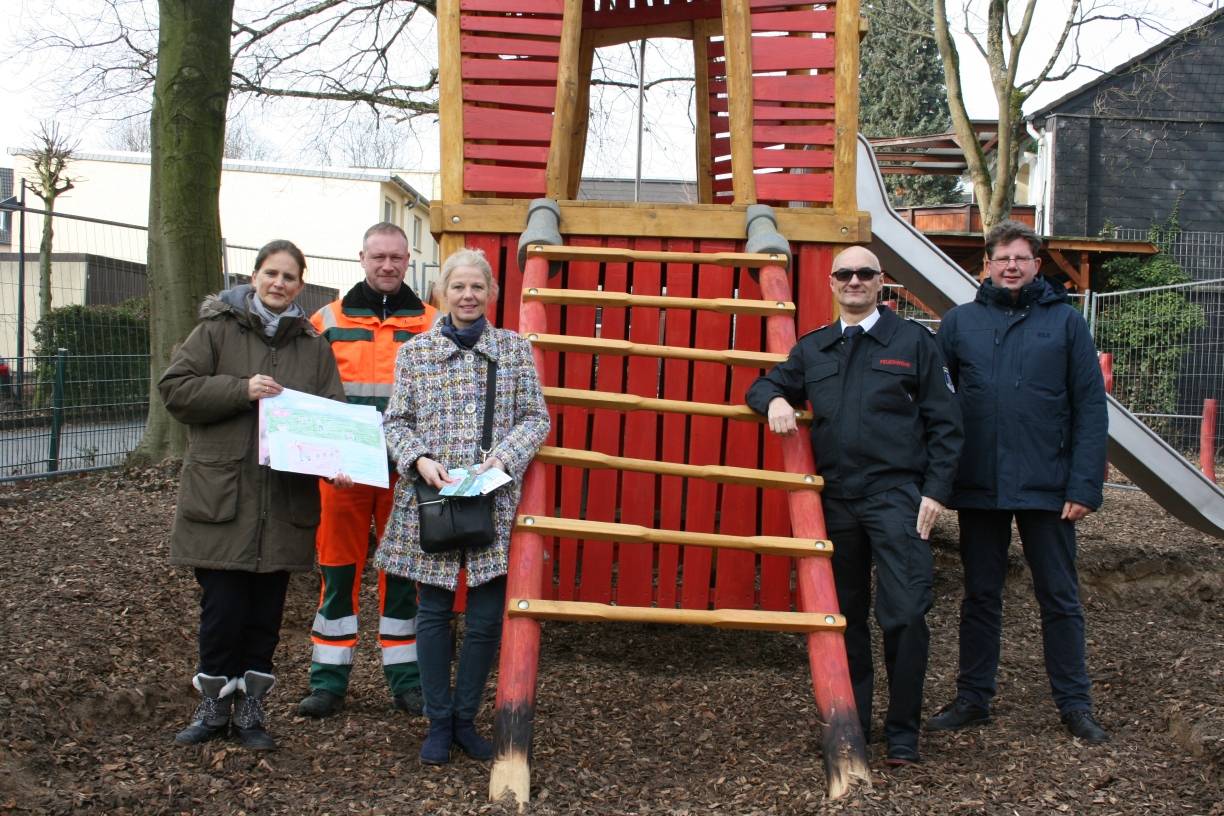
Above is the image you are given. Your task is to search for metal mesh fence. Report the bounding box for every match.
[1112,228,1224,282]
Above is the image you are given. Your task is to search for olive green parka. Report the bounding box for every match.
[159,285,345,572]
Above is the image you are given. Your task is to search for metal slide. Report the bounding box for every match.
[854,134,1224,538]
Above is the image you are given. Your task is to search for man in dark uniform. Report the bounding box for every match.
[746,245,962,766]
[927,220,1109,744]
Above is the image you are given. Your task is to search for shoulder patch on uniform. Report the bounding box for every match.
[943,365,956,393]
[798,322,834,341]
[906,317,936,336]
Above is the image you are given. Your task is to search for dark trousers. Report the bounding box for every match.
[824,484,933,750]
[195,568,291,679]
[416,576,506,722]
[955,509,1092,714]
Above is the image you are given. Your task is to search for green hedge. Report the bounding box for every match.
[31,298,150,413]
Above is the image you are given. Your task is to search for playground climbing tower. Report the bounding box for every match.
[433,0,874,807]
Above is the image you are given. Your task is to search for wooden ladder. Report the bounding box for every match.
[490,240,869,809]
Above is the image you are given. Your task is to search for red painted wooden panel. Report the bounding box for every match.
[553,236,602,601]
[464,143,551,165]
[711,137,731,159]
[464,105,554,142]
[752,104,835,121]
[681,240,737,609]
[656,238,697,609]
[751,37,836,72]
[461,57,558,82]
[752,123,836,145]
[754,172,834,203]
[714,266,764,609]
[759,451,795,610]
[617,239,664,606]
[796,243,835,335]
[751,10,837,33]
[460,14,563,36]
[752,74,836,104]
[464,163,548,197]
[460,0,563,13]
[753,148,834,169]
[580,237,629,604]
[461,34,561,58]
[463,83,558,110]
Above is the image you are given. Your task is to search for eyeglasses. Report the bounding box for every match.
[832,267,881,282]
[987,256,1037,267]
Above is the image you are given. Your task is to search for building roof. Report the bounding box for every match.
[1027,8,1224,120]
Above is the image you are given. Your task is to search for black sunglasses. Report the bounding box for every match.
[832,267,881,282]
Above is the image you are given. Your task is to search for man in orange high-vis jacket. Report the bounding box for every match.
[298,222,439,718]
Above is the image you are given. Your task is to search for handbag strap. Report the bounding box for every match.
[479,359,498,460]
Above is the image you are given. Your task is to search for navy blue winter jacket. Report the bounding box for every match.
[937,277,1107,512]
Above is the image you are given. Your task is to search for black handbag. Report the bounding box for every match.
[414,361,498,554]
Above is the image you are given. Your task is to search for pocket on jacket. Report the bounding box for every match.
[804,361,839,417]
[271,471,322,528]
[1015,420,1068,493]
[179,460,241,523]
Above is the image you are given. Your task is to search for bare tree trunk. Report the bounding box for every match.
[132,0,234,464]
[38,211,54,322]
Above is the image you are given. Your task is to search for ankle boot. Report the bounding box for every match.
[175,674,236,745]
[452,716,493,760]
[233,671,278,751]
[420,717,453,765]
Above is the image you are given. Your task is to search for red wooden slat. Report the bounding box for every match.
[796,243,835,335]
[751,37,836,72]
[580,236,629,604]
[461,34,561,58]
[616,238,664,607]
[656,238,696,609]
[464,143,551,165]
[753,148,834,169]
[759,434,794,611]
[462,57,558,82]
[752,105,835,121]
[460,0,563,13]
[751,9,837,33]
[464,105,555,142]
[464,163,547,197]
[752,124,836,145]
[752,75,836,104]
[754,172,834,203]
[463,83,558,110]
[460,14,563,36]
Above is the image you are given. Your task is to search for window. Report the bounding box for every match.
[412,215,422,249]
[384,198,394,224]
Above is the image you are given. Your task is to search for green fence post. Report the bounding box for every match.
[47,348,67,472]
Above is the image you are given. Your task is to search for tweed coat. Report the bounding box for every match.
[375,323,550,589]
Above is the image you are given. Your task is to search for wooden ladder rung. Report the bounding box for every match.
[542,386,813,424]
[525,244,788,269]
[507,598,846,633]
[536,445,822,491]
[515,515,832,558]
[522,287,794,317]
[523,333,785,368]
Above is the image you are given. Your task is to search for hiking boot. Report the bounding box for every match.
[1062,710,1110,744]
[925,698,991,731]
[452,716,493,761]
[420,718,453,765]
[233,671,278,751]
[392,687,424,716]
[174,674,236,745]
[297,688,344,718]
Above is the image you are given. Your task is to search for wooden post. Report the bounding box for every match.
[832,0,862,217]
[1100,352,1113,482]
[1202,398,1218,482]
[566,33,596,200]
[437,0,465,259]
[693,19,714,204]
[489,255,552,811]
[720,0,756,204]
[759,262,870,799]
[546,0,584,199]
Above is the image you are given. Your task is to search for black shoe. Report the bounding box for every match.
[452,716,493,760]
[392,687,424,716]
[1062,710,1109,744]
[233,671,278,751]
[297,688,344,718]
[174,674,234,746]
[884,744,921,767]
[420,718,452,765]
[925,698,991,731]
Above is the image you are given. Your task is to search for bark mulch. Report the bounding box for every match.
[0,466,1220,815]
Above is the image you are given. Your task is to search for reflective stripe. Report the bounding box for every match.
[382,643,418,665]
[342,382,394,399]
[324,327,375,343]
[312,613,359,637]
[379,616,417,637]
[312,643,355,665]
[318,304,339,330]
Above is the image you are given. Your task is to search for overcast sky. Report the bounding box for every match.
[1,0,1219,180]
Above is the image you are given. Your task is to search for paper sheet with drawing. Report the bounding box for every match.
[258,388,390,488]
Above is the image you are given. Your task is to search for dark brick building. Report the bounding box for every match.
[1031,10,1224,240]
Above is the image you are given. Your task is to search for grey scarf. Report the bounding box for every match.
[248,290,305,338]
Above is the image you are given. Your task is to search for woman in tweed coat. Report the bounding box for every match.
[377,247,549,765]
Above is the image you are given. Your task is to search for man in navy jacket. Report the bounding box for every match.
[929,221,1110,744]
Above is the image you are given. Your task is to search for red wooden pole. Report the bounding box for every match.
[490,255,551,808]
[1099,353,1113,482]
[1202,398,1218,482]
[758,263,870,798]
